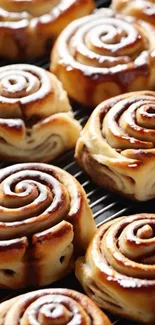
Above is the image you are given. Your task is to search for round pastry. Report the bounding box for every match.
[0,0,95,60]
[0,162,96,289]
[51,8,155,107]
[112,0,155,27]
[75,90,155,201]
[76,213,155,324]
[0,288,111,325]
[0,64,81,162]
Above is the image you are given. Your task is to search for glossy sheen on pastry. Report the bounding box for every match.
[0,289,112,325]
[51,8,155,107]
[0,0,95,60]
[0,163,96,289]
[76,213,155,324]
[112,0,155,26]
[75,90,155,201]
[0,64,81,162]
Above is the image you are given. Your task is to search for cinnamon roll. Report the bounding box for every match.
[51,8,155,107]
[75,90,155,201]
[0,64,81,162]
[0,0,95,60]
[0,288,111,325]
[0,162,96,289]
[112,0,155,27]
[76,213,155,324]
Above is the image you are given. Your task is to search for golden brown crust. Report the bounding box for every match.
[0,288,111,325]
[75,90,155,201]
[76,213,155,324]
[112,0,155,26]
[0,162,96,289]
[0,0,95,60]
[0,64,81,162]
[51,8,155,107]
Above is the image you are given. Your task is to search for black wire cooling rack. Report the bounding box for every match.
[0,1,153,324]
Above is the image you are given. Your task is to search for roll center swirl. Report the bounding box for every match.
[25,295,90,325]
[0,70,40,98]
[66,10,148,69]
[137,225,153,239]
[0,289,110,325]
[101,216,155,278]
[38,303,73,325]
[102,95,155,150]
[0,167,70,239]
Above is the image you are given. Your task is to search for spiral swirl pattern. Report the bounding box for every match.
[0,64,81,162]
[0,163,95,289]
[0,0,94,59]
[0,289,111,325]
[112,0,155,27]
[51,8,155,107]
[0,64,54,105]
[75,90,155,201]
[76,213,155,324]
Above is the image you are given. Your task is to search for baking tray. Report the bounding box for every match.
[0,1,153,324]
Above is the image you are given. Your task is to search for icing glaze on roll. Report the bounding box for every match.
[0,288,111,325]
[51,9,155,107]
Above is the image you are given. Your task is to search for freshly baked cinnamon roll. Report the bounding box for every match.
[112,0,155,27]
[0,162,96,289]
[51,8,155,107]
[76,213,155,324]
[0,0,95,60]
[75,90,155,201]
[0,288,111,325]
[0,64,81,162]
